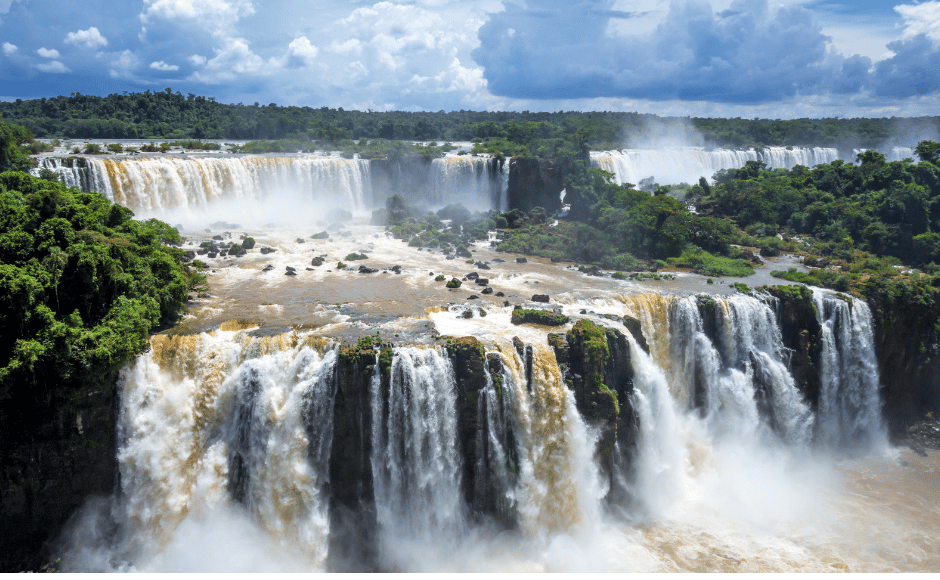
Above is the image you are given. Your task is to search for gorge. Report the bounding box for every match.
[6,145,940,572]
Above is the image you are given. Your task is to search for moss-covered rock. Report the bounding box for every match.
[762,285,823,410]
[510,308,569,326]
[443,337,488,510]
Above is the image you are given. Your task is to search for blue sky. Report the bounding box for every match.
[1,0,939,118]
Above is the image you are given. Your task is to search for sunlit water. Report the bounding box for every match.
[53,214,938,572]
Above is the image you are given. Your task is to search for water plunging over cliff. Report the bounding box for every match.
[53,229,923,572]
[33,154,510,216]
[591,147,840,186]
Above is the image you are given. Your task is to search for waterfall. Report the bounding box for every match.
[499,344,604,535]
[34,156,372,214]
[472,353,519,520]
[371,347,465,539]
[591,147,840,186]
[68,328,337,571]
[431,157,509,211]
[812,290,888,452]
[33,154,512,215]
[622,294,813,446]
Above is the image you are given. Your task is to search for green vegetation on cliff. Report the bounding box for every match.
[0,117,201,485]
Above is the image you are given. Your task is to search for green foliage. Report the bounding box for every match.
[83,143,102,154]
[0,90,929,150]
[511,308,570,326]
[446,278,462,288]
[668,248,755,277]
[241,237,255,249]
[345,252,368,260]
[435,274,446,281]
[0,171,197,454]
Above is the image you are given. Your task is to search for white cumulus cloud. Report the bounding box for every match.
[896,0,940,43]
[140,0,255,37]
[64,26,108,49]
[150,60,179,71]
[284,36,318,68]
[2,42,16,56]
[36,47,60,59]
[188,38,269,83]
[36,60,69,73]
[109,50,140,79]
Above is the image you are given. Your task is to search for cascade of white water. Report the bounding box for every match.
[625,294,813,445]
[473,353,518,517]
[626,336,688,518]
[591,147,839,186]
[431,157,509,211]
[43,156,372,214]
[100,329,335,571]
[32,157,87,189]
[812,290,888,452]
[499,344,604,535]
[371,347,465,538]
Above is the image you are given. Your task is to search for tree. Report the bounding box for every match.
[915,140,940,165]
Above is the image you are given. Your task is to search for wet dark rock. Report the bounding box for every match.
[531,294,550,303]
[475,262,491,270]
[358,265,379,274]
[495,292,505,297]
[286,266,296,273]
[260,247,276,255]
[212,235,224,241]
[285,270,297,276]
[390,265,402,273]
[476,278,489,286]
[311,231,330,240]
[185,250,196,259]
[467,295,479,300]
[622,315,649,355]
[196,248,208,255]
[492,258,505,263]
[465,272,479,281]
[481,287,493,295]
[207,251,218,259]
[456,247,473,258]
[462,309,474,318]
[446,254,456,260]
[516,257,527,263]
[310,257,324,267]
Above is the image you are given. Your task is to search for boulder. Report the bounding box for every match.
[481,287,493,295]
[475,262,491,270]
[516,257,527,263]
[310,257,324,267]
[311,231,330,240]
[476,278,489,286]
[531,294,550,303]
[358,265,379,274]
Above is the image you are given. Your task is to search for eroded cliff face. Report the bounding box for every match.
[0,377,118,572]
[868,296,940,439]
[507,158,564,213]
[550,320,642,500]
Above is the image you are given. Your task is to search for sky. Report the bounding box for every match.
[1,0,939,118]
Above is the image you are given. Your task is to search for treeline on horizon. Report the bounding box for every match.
[2,88,938,150]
